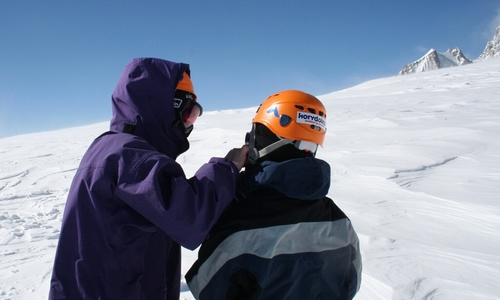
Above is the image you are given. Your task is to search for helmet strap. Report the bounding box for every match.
[246,124,294,164]
[256,137,294,160]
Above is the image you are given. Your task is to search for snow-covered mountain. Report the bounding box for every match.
[399,47,472,75]
[477,25,500,61]
[399,25,500,75]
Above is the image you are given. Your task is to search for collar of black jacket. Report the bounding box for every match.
[238,157,331,200]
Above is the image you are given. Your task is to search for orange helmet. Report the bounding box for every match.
[253,90,327,146]
[176,72,196,99]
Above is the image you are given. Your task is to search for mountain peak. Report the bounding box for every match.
[399,47,472,75]
[426,48,437,55]
[400,25,500,75]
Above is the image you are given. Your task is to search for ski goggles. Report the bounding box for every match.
[174,96,203,129]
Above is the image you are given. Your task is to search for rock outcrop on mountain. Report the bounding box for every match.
[477,25,500,61]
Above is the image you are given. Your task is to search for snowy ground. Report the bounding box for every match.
[1,58,499,299]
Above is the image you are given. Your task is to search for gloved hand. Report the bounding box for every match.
[225,145,250,171]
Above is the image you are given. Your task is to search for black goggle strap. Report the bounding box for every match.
[246,124,294,164]
[245,124,258,164]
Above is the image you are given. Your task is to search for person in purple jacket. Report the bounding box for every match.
[48,58,249,300]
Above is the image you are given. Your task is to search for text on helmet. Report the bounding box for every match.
[296,112,326,131]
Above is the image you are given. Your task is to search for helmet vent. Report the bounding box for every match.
[280,114,292,127]
[295,105,326,118]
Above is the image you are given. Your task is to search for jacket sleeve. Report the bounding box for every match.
[347,221,362,298]
[115,148,239,250]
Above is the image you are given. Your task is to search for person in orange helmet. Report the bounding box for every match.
[186,90,362,299]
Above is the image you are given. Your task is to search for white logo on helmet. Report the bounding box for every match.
[296,112,326,131]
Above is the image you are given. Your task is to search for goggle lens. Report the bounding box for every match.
[174,97,203,129]
[182,101,202,128]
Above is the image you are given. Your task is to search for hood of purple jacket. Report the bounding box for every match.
[110,58,191,158]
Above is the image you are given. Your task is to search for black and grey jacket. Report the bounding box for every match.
[186,157,362,299]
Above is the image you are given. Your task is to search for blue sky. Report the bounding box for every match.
[1,0,499,138]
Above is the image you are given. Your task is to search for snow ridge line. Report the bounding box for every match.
[388,156,458,180]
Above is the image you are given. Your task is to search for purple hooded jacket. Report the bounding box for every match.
[49,58,239,299]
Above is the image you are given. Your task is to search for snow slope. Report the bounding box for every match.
[1,58,499,299]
